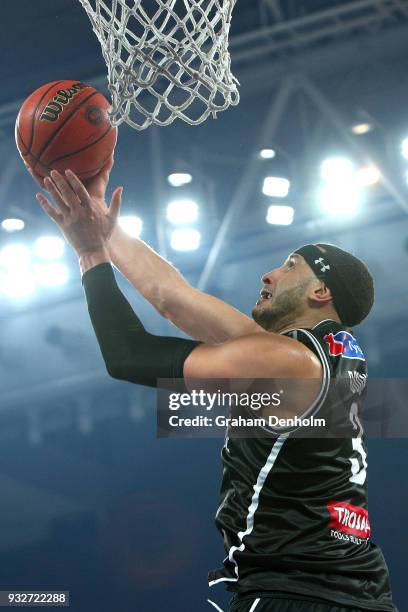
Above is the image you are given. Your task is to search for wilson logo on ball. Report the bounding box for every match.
[40,82,87,122]
[16,79,117,181]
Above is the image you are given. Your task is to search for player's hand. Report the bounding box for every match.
[82,154,114,205]
[36,168,123,257]
[25,154,114,199]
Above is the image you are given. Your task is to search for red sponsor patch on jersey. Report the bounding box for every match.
[327,501,371,538]
[323,333,345,356]
[323,331,365,360]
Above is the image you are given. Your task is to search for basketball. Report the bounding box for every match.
[15,80,117,181]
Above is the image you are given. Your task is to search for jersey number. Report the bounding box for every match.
[348,402,367,485]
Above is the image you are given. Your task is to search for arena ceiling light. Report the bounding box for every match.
[34,236,65,260]
[402,138,408,161]
[351,123,372,136]
[319,157,362,217]
[0,269,35,298]
[321,157,354,182]
[118,215,143,238]
[166,199,199,225]
[266,205,294,226]
[262,177,290,198]
[167,172,193,187]
[0,243,31,270]
[170,228,201,252]
[319,182,361,218]
[259,148,276,160]
[33,262,69,287]
[356,165,381,187]
[0,244,34,298]
[1,218,25,233]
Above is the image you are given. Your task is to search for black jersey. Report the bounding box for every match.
[208,320,396,611]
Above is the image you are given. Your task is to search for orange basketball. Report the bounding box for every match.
[15,80,117,181]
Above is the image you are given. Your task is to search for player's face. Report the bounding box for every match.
[252,253,314,330]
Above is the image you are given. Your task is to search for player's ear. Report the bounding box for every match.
[309,280,332,305]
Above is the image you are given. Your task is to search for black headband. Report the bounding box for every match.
[294,244,358,327]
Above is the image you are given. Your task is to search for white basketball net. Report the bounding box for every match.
[78,0,240,130]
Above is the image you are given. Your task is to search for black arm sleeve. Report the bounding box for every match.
[82,262,201,388]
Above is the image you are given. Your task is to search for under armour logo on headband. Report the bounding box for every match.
[315,257,330,273]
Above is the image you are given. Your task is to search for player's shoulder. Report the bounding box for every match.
[282,319,367,375]
[311,319,366,364]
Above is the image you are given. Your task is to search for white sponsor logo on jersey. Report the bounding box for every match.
[348,371,367,395]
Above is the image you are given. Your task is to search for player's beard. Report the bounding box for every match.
[252,281,310,332]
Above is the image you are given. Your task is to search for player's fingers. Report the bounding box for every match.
[36,193,64,225]
[50,170,82,207]
[108,186,123,222]
[64,169,92,207]
[44,176,72,215]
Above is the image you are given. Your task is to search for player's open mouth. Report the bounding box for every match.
[256,288,273,305]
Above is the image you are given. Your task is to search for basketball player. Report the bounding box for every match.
[34,163,398,612]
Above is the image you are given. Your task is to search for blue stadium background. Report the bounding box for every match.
[0,1,407,610]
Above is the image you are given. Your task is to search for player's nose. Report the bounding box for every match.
[261,268,280,285]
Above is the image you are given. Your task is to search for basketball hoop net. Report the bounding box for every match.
[78,0,240,130]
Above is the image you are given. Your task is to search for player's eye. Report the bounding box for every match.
[286,258,295,268]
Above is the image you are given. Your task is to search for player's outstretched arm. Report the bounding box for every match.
[106,224,261,344]
[35,174,201,387]
[80,160,261,344]
[36,177,323,398]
